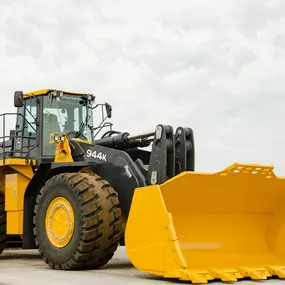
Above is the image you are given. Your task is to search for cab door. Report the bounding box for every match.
[14,96,40,160]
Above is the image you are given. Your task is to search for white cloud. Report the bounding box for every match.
[0,0,285,175]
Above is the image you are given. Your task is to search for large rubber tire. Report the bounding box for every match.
[33,172,123,270]
[0,193,6,254]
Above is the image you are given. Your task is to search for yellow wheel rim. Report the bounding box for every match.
[45,197,75,248]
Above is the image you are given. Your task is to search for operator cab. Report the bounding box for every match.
[11,89,95,163]
[41,92,94,155]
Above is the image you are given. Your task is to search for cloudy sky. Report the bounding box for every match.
[0,0,285,174]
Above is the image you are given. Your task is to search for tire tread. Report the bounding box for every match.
[33,172,122,270]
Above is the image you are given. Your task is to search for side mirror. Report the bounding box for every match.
[14,91,24,107]
[105,103,112,118]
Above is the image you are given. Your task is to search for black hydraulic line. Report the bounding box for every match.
[95,130,155,150]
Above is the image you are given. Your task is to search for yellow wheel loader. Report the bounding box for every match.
[1,89,285,283]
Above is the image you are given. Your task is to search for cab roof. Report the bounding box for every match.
[23,89,92,99]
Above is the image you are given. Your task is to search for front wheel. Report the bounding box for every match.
[33,172,123,270]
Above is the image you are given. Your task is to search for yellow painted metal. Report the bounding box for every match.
[50,134,92,162]
[0,158,36,166]
[5,173,30,235]
[45,197,75,248]
[10,165,34,180]
[72,138,92,145]
[24,89,91,99]
[50,134,74,163]
[125,163,285,283]
[7,211,23,235]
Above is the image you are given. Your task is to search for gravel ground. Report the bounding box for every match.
[0,247,285,285]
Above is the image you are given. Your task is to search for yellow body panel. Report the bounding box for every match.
[0,158,36,166]
[10,165,34,179]
[7,212,23,235]
[24,89,91,99]
[125,163,285,283]
[51,134,92,162]
[71,138,92,145]
[51,134,74,162]
[5,173,30,235]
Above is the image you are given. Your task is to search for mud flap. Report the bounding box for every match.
[125,163,285,283]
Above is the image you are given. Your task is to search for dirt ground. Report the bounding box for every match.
[0,246,284,285]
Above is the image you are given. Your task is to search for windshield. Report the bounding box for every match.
[42,93,93,156]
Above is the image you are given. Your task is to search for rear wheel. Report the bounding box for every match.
[0,192,6,254]
[33,172,123,270]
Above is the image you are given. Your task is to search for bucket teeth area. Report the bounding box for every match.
[209,269,243,282]
[166,266,285,283]
[165,270,214,284]
[238,267,271,280]
[267,266,285,278]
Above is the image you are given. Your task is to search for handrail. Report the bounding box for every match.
[0,112,37,133]
[0,113,38,164]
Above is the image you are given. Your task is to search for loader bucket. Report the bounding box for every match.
[125,163,285,283]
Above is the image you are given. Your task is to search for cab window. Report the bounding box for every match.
[23,97,37,138]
